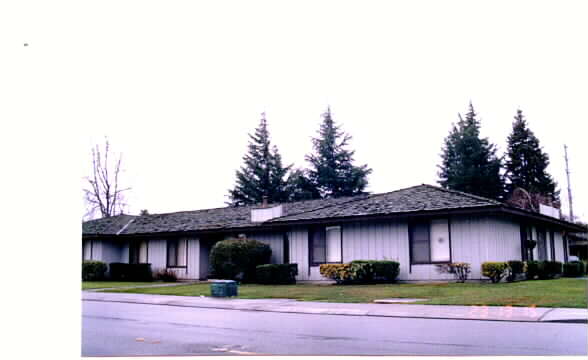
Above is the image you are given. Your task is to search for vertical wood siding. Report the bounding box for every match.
[101,240,122,265]
[553,231,565,261]
[288,227,309,281]
[249,231,284,264]
[450,215,521,280]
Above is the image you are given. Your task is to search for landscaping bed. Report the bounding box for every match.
[99,278,587,308]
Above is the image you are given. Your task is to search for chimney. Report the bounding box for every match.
[262,196,268,208]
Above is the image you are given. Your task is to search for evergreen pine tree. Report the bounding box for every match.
[286,168,321,201]
[438,102,504,199]
[504,109,558,204]
[228,113,292,206]
[306,107,372,198]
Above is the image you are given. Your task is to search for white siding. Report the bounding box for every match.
[554,231,565,261]
[289,227,310,281]
[185,238,200,279]
[449,215,521,280]
[147,239,167,272]
[120,242,129,263]
[342,220,409,278]
[250,232,284,264]
[101,240,122,265]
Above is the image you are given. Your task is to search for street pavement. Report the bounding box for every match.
[82,300,588,356]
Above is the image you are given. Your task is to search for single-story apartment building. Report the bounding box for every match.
[82,184,586,281]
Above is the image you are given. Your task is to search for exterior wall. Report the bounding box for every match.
[288,215,525,281]
[553,231,565,261]
[101,240,122,265]
[146,238,200,280]
[249,231,284,264]
[449,215,521,280]
[288,226,310,280]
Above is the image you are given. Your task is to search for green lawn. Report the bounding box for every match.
[100,278,587,308]
[82,281,174,290]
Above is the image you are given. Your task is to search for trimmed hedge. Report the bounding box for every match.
[563,262,585,277]
[255,264,298,284]
[82,260,107,281]
[543,261,562,279]
[320,260,400,284]
[507,260,525,282]
[525,260,562,280]
[482,262,509,283]
[109,263,153,281]
[319,264,352,284]
[209,239,272,283]
[525,261,543,280]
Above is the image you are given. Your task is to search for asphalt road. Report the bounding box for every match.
[82,300,588,356]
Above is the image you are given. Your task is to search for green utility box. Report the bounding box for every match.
[210,280,238,297]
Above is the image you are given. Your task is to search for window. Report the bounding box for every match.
[129,240,148,264]
[310,226,342,265]
[410,219,450,264]
[167,238,187,268]
[521,224,535,261]
[537,228,547,261]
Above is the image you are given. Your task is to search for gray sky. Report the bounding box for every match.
[21,1,585,220]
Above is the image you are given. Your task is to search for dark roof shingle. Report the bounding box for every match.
[82,184,501,236]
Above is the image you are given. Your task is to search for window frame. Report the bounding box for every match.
[309,225,343,266]
[129,240,149,264]
[166,238,188,269]
[409,218,452,265]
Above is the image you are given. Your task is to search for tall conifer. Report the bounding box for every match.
[228,113,291,206]
[438,103,504,199]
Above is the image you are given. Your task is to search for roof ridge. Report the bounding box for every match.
[269,194,371,222]
[421,184,502,205]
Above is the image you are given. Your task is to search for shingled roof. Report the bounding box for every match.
[82,184,504,236]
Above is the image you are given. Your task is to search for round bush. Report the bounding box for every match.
[209,239,272,283]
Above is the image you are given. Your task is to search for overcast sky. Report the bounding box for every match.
[4,1,586,221]
[80,1,587,221]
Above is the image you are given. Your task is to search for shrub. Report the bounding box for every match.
[320,261,400,284]
[82,260,107,281]
[209,238,272,283]
[482,262,509,283]
[435,262,471,283]
[525,261,544,280]
[109,263,153,281]
[255,264,298,284]
[563,262,585,277]
[506,260,525,282]
[154,268,178,282]
[543,261,562,279]
[319,264,353,284]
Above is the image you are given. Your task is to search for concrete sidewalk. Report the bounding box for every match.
[82,291,587,323]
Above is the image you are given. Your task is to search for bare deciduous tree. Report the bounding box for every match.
[84,139,130,219]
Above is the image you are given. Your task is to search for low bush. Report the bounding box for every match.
[255,264,298,284]
[82,260,107,281]
[482,262,509,283]
[506,260,525,282]
[319,264,353,284]
[543,261,562,279]
[109,263,153,281]
[563,262,585,277]
[320,261,400,284]
[525,261,544,280]
[154,268,178,282]
[435,262,471,283]
[209,238,272,283]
